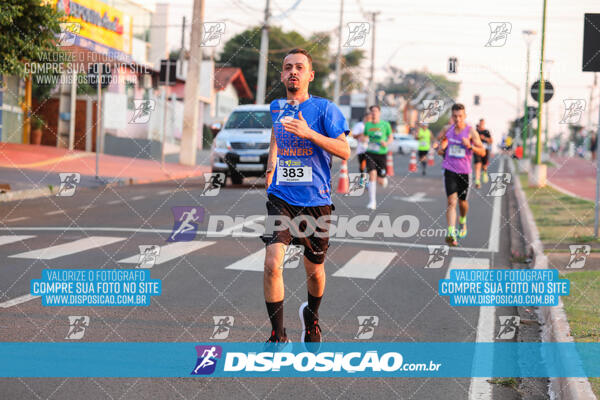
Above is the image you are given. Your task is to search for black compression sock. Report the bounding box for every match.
[266,300,284,337]
[307,292,322,321]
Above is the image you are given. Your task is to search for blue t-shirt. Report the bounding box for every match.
[267,96,349,206]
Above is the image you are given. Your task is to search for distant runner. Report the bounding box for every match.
[363,105,393,210]
[352,112,372,183]
[437,103,486,246]
[415,122,432,175]
[474,118,493,188]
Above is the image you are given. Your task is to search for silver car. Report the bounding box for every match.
[211,105,272,185]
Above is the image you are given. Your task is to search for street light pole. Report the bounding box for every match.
[256,0,270,105]
[535,0,548,165]
[333,0,344,104]
[522,30,536,157]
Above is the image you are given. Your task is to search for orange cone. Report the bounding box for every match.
[336,160,349,194]
[409,150,417,172]
[386,151,394,177]
[427,149,435,166]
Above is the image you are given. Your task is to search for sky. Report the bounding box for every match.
[143,0,600,144]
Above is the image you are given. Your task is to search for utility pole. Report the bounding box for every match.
[256,0,270,105]
[333,0,344,104]
[367,11,380,108]
[535,0,547,166]
[180,0,204,165]
[522,30,536,156]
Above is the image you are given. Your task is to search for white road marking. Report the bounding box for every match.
[332,250,396,280]
[157,190,172,195]
[393,192,434,202]
[130,195,145,201]
[45,210,66,216]
[9,236,125,260]
[78,205,95,210]
[443,256,495,400]
[118,241,216,265]
[0,235,35,246]
[4,217,29,223]
[225,249,266,271]
[487,156,504,253]
[0,294,39,308]
[107,200,122,205]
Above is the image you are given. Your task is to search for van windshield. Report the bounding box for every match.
[224,111,272,129]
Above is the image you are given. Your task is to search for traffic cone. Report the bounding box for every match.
[409,150,417,172]
[336,160,349,194]
[386,151,394,177]
[427,149,435,166]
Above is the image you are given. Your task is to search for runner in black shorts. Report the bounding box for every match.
[363,105,393,210]
[263,48,350,347]
[474,119,493,188]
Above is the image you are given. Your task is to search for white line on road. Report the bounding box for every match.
[78,205,95,210]
[487,156,504,253]
[9,236,125,260]
[130,195,146,201]
[157,190,172,195]
[118,241,216,265]
[45,210,66,216]
[107,200,122,205]
[225,249,266,271]
[444,256,494,400]
[0,294,39,308]
[0,235,35,246]
[332,250,396,280]
[4,217,29,223]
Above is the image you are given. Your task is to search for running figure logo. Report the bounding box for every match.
[191,345,222,375]
[496,316,520,340]
[281,245,304,269]
[201,22,225,46]
[137,245,160,268]
[58,22,80,46]
[57,173,81,197]
[65,316,89,340]
[344,22,370,47]
[130,100,156,124]
[560,99,586,124]
[420,100,444,123]
[202,173,226,196]
[346,173,369,196]
[169,207,204,242]
[425,245,449,269]
[487,173,512,197]
[566,245,591,269]
[354,316,379,340]
[485,22,512,47]
[210,316,234,339]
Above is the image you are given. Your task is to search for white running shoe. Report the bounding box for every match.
[366,201,376,210]
[381,177,388,188]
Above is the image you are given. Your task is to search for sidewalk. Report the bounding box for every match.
[548,156,596,201]
[0,143,211,198]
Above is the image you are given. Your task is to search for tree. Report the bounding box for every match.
[0,0,63,77]
[218,26,342,103]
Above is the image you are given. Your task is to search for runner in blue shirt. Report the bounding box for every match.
[262,48,350,348]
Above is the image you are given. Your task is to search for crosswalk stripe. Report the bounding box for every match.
[118,241,216,265]
[0,235,35,246]
[445,257,490,279]
[4,217,28,223]
[225,249,266,271]
[8,236,125,260]
[0,294,39,308]
[332,250,396,280]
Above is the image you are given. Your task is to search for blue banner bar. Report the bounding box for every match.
[0,343,598,377]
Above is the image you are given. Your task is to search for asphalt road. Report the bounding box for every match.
[0,153,525,400]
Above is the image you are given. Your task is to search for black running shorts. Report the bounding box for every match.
[365,152,387,177]
[261,194,333,264]
[444,169,470,201]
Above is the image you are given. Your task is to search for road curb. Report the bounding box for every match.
[0,168,210,203]
[508,157,597,400]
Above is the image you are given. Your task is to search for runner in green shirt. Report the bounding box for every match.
[415,122,432,175]
[363,105,393,210]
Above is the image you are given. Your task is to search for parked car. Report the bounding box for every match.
[392,133,419,154]
[211,104,272,185]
